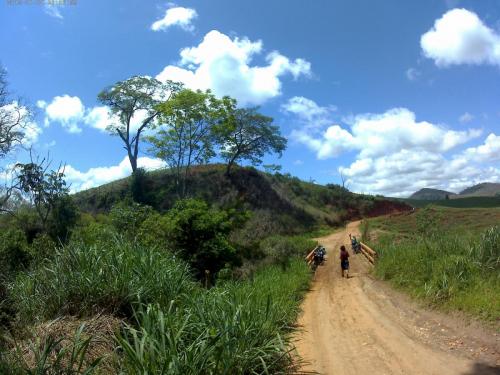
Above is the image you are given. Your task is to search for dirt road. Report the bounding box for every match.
[294,221,499,375]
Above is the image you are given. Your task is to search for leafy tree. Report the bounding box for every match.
[14,154,76,242]
[165,199,239,279]
[214,107,287,176]
[148,89,233,197]
[98,76,182,173]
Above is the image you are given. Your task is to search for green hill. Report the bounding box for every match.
[459,182,500,197]
[73,164,411,237]
[409,188,456,200]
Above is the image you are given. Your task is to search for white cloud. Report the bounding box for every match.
[459,112,474,123]
[461,133,500,163]
[282,96,335,128]
[286,97,498,196]
[44,4,63,19]
[41,96,123,133]
[292,107,481,160]
[156,30,311,105]
[151,6,198,32]
[405,67,421,81]
[65,156,166,192]
[44,95,85,133]
[421,8,500,67]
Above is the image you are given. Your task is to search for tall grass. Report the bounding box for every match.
[373,226,499,320]
[117,260,310,374]
[10,237,194,323]
[10,234,312,373]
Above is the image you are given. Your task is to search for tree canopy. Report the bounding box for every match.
[214,107,287,175]
[147,89,233,196]
[98,76,183,173]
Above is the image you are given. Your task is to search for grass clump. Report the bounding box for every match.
[10,236,194,323]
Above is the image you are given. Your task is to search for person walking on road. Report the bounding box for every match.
[340,245,350,278]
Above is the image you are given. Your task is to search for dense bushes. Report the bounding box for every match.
[260,235,316,269]
[373,225,500,320]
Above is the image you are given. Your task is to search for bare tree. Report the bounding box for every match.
[0,65,30,159]
[0,64,33,213]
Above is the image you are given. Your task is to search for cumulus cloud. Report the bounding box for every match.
[289,107,481,160]
[421,8,500,67]
[65,156,166,192]
[43,95,85,133]
[156,30,311,105]
[282,96,335,129]
[151,6,198,32]
[40,95,122,133]
[286,97,498,196]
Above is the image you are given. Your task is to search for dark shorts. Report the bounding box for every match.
[341,260,349,270]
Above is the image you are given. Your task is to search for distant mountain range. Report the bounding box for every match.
[409,182,500,200]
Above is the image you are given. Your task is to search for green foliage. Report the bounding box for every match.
[109,201,155,239]
[165,199,240,278]
[260,235,317,270]
[98,76,183,172]
[0,228,30,277]
[11,237,193,323]
[117,260,310,374]
[415,206,442,237]
[401,196,500,208]
[213,107,287,175]
[148,89,233,197]
[130,167,150,204]
[372,225,500,320]
[28,233,57,262]
[15,160,69,228]
[46,195,79,243]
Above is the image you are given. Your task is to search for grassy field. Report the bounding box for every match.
[363,207,500,321]
[397,196,500,209]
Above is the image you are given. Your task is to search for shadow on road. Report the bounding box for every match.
[462,362,500,375]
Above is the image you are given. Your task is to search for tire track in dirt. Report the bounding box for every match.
[294,221,500,375]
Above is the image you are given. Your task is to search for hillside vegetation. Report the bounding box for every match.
[74,164,410,239]
[363,207,500,321]
[400,196,500,209]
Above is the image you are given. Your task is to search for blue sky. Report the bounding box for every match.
[1,0,499,196]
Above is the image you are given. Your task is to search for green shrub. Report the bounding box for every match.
[109,201,155,239]
[11,237,194,323]
[0,229,30,278]
[165,199,240,278]
[260,235,316,269]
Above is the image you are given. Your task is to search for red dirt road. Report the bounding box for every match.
[294,221,499,375]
